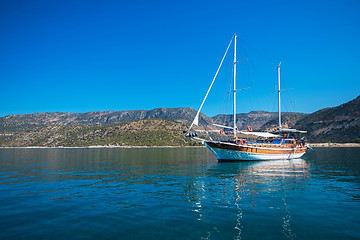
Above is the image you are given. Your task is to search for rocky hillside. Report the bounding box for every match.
[0,107,300,134]
[1,95,359,145]
[260,112,308,131]
[0,107,212,134]
[212,111,308,132]
[0,119,195,147]
[212,111,275,131]
[295,96,360,143]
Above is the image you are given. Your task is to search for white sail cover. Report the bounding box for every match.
[238,131,278,138]
[277,128,307,133]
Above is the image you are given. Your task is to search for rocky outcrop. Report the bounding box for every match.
[295,96,360,143]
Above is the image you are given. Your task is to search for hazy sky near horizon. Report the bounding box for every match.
[1,0,359,117]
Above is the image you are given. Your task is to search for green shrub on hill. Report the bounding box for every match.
[0,119,196,147]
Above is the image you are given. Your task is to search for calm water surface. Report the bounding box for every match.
[0,147,359,239]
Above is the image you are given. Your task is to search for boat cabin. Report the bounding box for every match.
[231,128,307,147]
[271,128,307,141]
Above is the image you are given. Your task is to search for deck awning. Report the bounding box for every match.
[237,131,279,138]
[271,128,307,134]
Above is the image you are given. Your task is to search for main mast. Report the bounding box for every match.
[233,34,237,137]
[277,63,281,131]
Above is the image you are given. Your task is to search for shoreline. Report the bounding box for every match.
[1,143,360,149]
[309,143,360,148]
[0,145,206,149]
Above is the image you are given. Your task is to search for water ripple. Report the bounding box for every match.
[0,148,359,239]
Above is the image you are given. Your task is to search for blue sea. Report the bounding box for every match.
[0,147,359,239]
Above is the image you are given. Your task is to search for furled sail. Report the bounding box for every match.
[192,112,199,126]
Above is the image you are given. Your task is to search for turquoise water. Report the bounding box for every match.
[0,147,359,239]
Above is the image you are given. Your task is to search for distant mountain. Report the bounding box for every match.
[213,111,276,131]
[0,107,213,134]
[0,107,304,135]
[2,95,359,145]
[260,112,308,131]
[295,96,360,143]
[0,119,195,147]
[212,111,307,131]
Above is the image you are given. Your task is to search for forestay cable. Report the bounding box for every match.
[189,36,234,131]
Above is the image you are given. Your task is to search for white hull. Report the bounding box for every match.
[204,142,306,161]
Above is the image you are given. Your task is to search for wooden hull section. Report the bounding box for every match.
[204,141,306,161]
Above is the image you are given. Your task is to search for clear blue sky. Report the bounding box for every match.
[1,0,359,117]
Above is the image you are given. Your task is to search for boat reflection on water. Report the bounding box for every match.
[247,158,309,179]
[186,159,309,239]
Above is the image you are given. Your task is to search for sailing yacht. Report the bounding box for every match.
[186,34,307,161]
